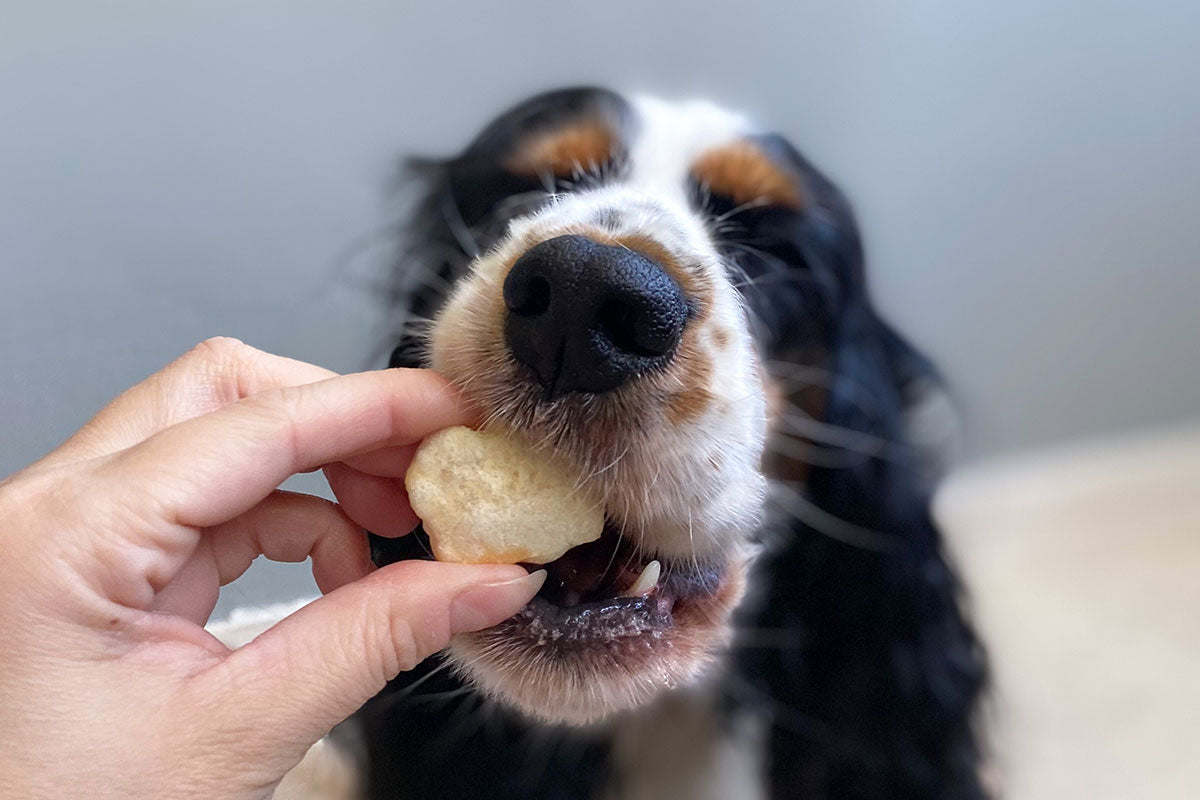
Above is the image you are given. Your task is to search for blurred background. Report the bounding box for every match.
[2,2,1197,797]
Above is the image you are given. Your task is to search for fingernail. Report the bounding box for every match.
[448,569,546,633]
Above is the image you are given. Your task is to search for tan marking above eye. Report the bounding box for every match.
[504,120,616,178]
[691,140,803,211]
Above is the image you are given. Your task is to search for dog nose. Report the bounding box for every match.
[503,234,688,397]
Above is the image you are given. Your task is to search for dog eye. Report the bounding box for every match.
[691,182,741,219]
[692,177,812,281]
[690,180,777,240]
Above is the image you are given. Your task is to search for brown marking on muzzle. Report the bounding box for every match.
[666,342,715,425]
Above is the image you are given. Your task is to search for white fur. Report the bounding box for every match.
[627,95,752,197]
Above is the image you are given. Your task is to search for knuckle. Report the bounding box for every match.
[362,589,446,681]
[189,336,247,363]
[175,337,253,401]
[388,614,422,673]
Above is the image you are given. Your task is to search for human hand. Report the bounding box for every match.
[0,338,542,799]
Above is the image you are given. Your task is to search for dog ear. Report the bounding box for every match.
[739,181,988,799]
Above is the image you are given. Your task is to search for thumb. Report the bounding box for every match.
[208,560,543,749]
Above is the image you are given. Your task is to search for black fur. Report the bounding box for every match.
[361,87,987,800]
[728,144,987,799]
[359,651,613,800]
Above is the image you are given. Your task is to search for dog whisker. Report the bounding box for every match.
[439,190,481,259]
[768,480,902,553]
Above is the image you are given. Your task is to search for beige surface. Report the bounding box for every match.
[936,424,1200,800]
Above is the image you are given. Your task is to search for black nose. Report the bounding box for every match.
[503,234,688,398]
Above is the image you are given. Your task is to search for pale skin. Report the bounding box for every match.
[0,337,544,799]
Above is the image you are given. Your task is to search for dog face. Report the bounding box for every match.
[387,88,862,724]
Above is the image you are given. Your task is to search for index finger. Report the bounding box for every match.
[40,338,337,469]
[99,368,470,531]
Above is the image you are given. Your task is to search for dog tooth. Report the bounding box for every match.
[622,560,661,597]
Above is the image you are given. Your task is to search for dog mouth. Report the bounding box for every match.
[515,521,725,643]
[448,512,745,725]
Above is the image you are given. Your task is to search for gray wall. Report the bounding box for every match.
[3,1,1198,613]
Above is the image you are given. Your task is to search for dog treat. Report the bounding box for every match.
[405,426,603,564]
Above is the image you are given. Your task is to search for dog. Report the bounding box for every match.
[349,86,987,800]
